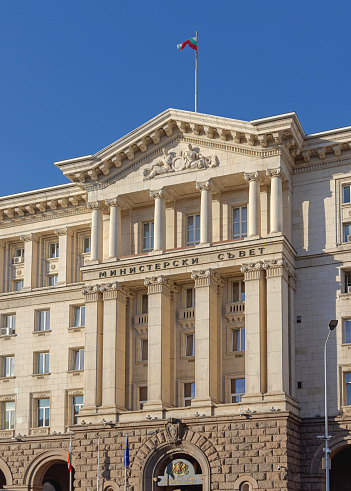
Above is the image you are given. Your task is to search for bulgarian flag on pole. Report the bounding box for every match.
[67,437,72,472]
[177,36,197,51]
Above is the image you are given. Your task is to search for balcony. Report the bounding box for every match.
[178,308,195,329]
[134,314,148,334]
[225,301,245,325]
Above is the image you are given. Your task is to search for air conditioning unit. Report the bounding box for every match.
[348,286,351,294]
[0,328,9,336]
[13,256,23,264]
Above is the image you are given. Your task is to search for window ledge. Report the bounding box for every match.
[0,334,16,339]
[0,429,14,438]
[341,343,351,347]
[136,361,148,366]
[32,330,52,335]
[30,426,50,435]
[67,370,83,375]
[68,326,85,332]
[229,351,245,357]
[32,373,51,379]
[0,376,15,382]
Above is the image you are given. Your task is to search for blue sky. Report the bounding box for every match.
[0,0,350,195]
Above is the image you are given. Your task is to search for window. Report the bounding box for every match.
[2,315,15,335]
[231,378,245,403]
[186,214,200,246]
[48,275,58,287]
[37,310,50,331]
[2,356,14,377]
[142,221,154,252]
[141,294,148,314]
[139,387,147,410]
[346,373,351,405]
[344,224,351,243]
[14,247,24,258]
[3,401,14,430]
[344,271,351,293]
[240,484,251,491]
[140,339,148,362]
[14,280,23,292]
[185,334,195,357]
[36,353,49,374]
[72,395,83,424]
[344,320,351,343]
[232,206,247,239]
[231,328,245,352]
[184,382,195,406]
[344,185,351,203]
[72,348,84,371]
[37,398,50,427]
[232,280,245,302]
[72,306,85,327]
[83,236,91,253]
[48,242,59,258]
[185,287,195,308]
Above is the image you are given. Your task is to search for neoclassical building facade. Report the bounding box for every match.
[0,109,350,490]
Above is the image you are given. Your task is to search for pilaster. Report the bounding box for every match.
[20,233,38,290]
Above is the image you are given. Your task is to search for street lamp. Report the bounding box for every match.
[323,319,338,491]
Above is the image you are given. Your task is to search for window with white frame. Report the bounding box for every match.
[47,275,58,287]
[140,339,148,362]
[232,280,245,303]
[37,310,50,331]
[35,352,49,374]
[2,356,14,378]
[141,294,148,314]
[186,214,200,246]
[344,319,351,344]
[37,398,50,427]
[343,224,351,243]
[72,306,85,327]
[139,386,147,410]
[14,247,24,259]
[2,315,15,335]
[345,372,351,405]
[232,206,247,239]
[142,221,154,252]
[48,242,59,258]
[343,185,351,204]
[2,401,14,430]
[231,328,245,352]
[343,271,351,294]
[71,348,84,371]
[82,236,91,254]
[185,287,195,309]
[184,382,195,406]
[72,395,83,424]
[231,378,245,403]
[185,334,195,357]
[14,280,23,292]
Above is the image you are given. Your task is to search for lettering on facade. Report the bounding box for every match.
[97,247,265,279]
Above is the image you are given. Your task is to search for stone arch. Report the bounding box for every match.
[22,449,70,487]
[309,432,351,475]
[233,475,258,490]
[103,481,120,491]
[0,455,13,487]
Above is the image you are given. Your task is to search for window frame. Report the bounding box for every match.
[141,293,148,315]
[2,356,14,378]
[185,287,195,309]
[2,401,15,430]
[343,184,351,204]
[184,333,195,358]
[82,236,91,254]
[183,382,195,407]
[71,348,84,371]
[13,280,23,292]
[231,327,245,352]
[3,314,16,335]
[231,280,245,303]
[139,386,147,410]
[47,275,58,287]
[48,241,59,259]
[139,338,148,362]
[232,205,248,239]
[72,395,83,425]
[343,223,351,243]
[230,377,245,403]
[72,305,85,328]
[36,310,50,332]
[37,398,50,427]
[186,213,200,246]
[14,247,24,258]
[35,352,50,375]
[142,221,154,253]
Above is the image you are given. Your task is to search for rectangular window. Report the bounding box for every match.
[231,378,245,403]
[344,271,351,294]
[141,294,148,315]
[184,382,195,406]
[83,236,91,253]
[186,214,200,246]
[140,339,148,362]
[232,280,245,302]
[185,334,195,357]
[346,373,351,405]
[3,401,15,430]
[344,185,351,204]
[14,280,23,292]
[72,395,83,424]
[3,315,15,335]
[37,398,50,427]
[48,242,59,258]
[231,328,245,352]
[185,287,195,309]
[36,353,49,374]
[232,206,247,239]
[139,386,147,410]
[344,224,351,243]
[14,247,24,258]
[142,222,154,252]
[345,320,351,344]
[37,310,50,331]
[72,349,84,371]
[3,356,14,377]
[48,275,58,287]
[73,306,85,327]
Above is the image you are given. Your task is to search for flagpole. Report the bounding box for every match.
[69,435,72,491]
[195,31,198,112]
[97,435,100,491]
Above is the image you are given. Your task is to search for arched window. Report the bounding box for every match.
[240,483,251,491]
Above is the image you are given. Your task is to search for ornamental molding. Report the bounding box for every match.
[100,281,133,301]
[240,261,264,281]
[191,269,223,290]
[144,275,178,296]
[244,171,262,183]
[165,418,183,445]
[266,167,287,181]
[263,259,295,279]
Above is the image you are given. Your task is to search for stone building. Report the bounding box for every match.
[0,109,350,490]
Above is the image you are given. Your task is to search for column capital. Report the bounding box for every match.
[196,180,212,192]
[244,171,261,183]
[19,233,38,242]
[263,259,291,279]
[82,284,102,302]
[150,189,169,200]
[100,281,133,301]
[54,227,73,237]
[191,269,223,290]
[144,275,178,296]
[240,261,264,280]
[266,167,287,181]
[106,197,124,209]
[87,200,108,212]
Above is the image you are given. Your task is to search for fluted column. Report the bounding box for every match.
[240,261,267,400]
[54,227,73,285]
[106,198,122,259]
[100,282,131,414]
[191,269,222,405]
[20,234,38,290]
[245,171,261,237]
[266,168,285,234]
[143,275,176,410]
[196,181,212,245]
[88,201,104,262]
[150,189,166,253]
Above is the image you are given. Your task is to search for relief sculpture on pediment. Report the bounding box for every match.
[143,143,218,180]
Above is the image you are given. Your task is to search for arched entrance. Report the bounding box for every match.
[23,449,73,490]
[42,462,72,491]
[0,469,6,489]
[330,446,351,491]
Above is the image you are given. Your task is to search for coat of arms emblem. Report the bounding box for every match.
[171,461,189,477]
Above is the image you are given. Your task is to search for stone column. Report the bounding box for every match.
[165,201,176,250]
[54,227,72,285]
[143,275,176,410]
[240,262,267,400]
[245,171,261,238]
[106,198,122,259]
[150,189,166,253]
[288,273,296,399]
[266,168,285,234]
[100,282,131,415]
[87,201,104,262]
[264,259,290,395]
[20,234,38,290]
[196,181,212,245]
[0,242,5,293]
[80,285,103,414]
[191,269,222,405]
[212,192,221,243]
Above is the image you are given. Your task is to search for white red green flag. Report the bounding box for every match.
[67,439,72,472]
[177,36,197,51]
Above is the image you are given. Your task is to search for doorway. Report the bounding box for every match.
[330,446,351,491]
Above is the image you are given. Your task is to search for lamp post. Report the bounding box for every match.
[324,319,338,491]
